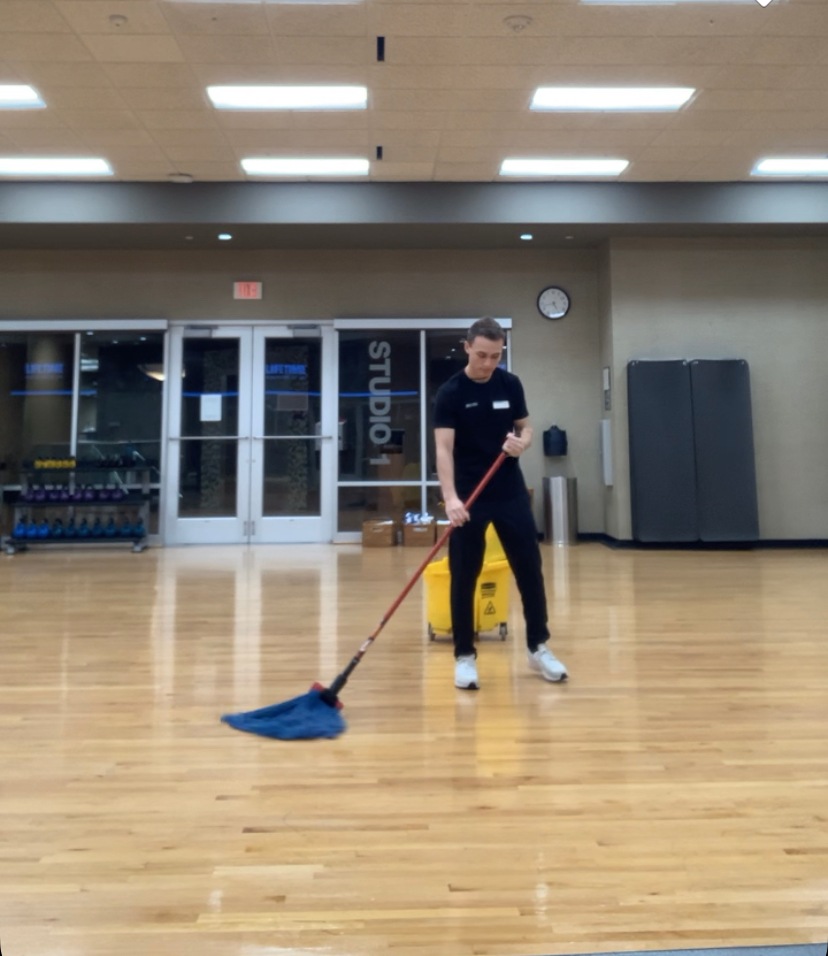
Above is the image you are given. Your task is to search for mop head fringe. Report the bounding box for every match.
[221,687,346,741]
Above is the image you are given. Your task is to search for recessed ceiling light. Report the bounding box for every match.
[500,158,628,177]
[531,87,695,111]
[0,157,113,176]
[752,157,828,176]
[208,86,367,110]
[520,233,534,241]
[241,157,370,177]
[0,85,45,109]
[218,233,233,241]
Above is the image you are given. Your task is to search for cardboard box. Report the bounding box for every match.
[362,518,397,547]
[403,520,435,547]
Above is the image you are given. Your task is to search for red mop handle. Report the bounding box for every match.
[320,450,510,702]
[368,450,508,639]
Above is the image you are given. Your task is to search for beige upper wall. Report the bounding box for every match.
[0,247,604,535]
[605,237,828,541]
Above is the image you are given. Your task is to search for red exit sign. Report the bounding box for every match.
[233,281,262,300]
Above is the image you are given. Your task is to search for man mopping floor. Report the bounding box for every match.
[433,317,569,690]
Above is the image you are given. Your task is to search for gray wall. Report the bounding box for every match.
[0,247,604,535]
[3,238,827,541]
[604,237,828,541]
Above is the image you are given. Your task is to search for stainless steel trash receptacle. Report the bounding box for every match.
[543,476,578,545]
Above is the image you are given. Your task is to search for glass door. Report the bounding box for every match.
[249,327,333,544]
[164,324,334,545]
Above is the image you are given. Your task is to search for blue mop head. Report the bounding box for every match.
[221,687,346,741]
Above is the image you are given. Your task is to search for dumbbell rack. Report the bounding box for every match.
[2,464,152,555]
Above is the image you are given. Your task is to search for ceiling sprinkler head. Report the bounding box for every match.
[109,14,128,28]
[503,15,533,33]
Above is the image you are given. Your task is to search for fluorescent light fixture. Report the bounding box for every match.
[170,0,361,5]
[581,0,769,5]
[242,157,370,176]
[520,233,534,241]
[0,85,45,109]
[752,157,828,176]
[500,158,628,177]
[207,85,367,111]
[0,157,113,176]
[532,87,694,111]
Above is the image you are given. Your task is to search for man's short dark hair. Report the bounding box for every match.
[466,317,506,343]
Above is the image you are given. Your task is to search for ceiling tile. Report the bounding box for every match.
[161,160,240,180]
[161,2,270,36]
[162,143,236,163]
[271,36,371,67]
[268,5,368,38]
[60,109,144,131]
[104,143,168,162]
[0,111,69,130]
[149,128,230,147]
[175,34,274,65]
[80,34,185,63]
[191,63,367,85]
[373,162,437,180]
[6,128,85,149]
[80,129,158,147]
[622,162,697,182]
[434,162,496,181]
[55,1,171,34]
[102,63,199,88]
[0,32,92,62]
[13,62,113,89]
[41,87,128,111]
[118,87,207,111]
[138,110,220,130]
[3,1,73,32]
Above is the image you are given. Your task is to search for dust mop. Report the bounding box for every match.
[221,451,507,740]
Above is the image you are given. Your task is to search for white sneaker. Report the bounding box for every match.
[528,645,568,682]
[454,655,479,690]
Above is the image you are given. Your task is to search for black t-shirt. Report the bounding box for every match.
[433,367,529,503]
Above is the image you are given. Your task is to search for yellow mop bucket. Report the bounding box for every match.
[485,522,506,561]
[423,556,510,641]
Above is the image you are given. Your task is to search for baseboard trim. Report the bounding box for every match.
[575,533,828,550]
[567,943,827,956]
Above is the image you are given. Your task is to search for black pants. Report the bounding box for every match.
[448,493,549,658]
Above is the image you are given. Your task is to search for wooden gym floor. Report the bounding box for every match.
[1,542,827,956]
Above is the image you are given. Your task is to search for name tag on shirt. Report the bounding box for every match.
[492,400,510,409]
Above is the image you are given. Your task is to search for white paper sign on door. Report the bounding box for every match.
[200,393,222,422]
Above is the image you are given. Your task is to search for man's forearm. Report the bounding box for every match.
[435,446,457,502]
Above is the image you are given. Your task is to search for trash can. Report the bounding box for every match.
[543,476,578,545]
